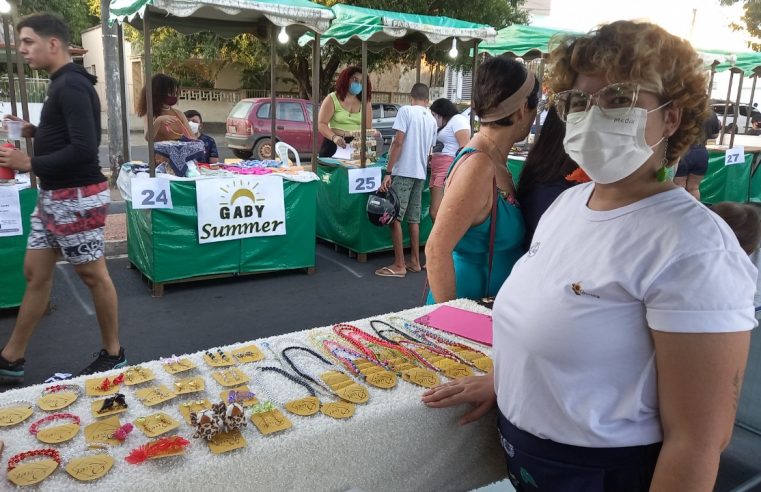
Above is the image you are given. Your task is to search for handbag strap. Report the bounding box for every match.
[485,176,498,296]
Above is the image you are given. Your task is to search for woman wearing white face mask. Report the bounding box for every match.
[184,110,219,164]
[422,21,757,492]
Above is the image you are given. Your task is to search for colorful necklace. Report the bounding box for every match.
[371,320,473,379]
[320,338,397,389]
[281,346,369,405]
[390,317,493,373]
[334,323,440,389]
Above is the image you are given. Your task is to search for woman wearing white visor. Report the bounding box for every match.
[423,20,757,491]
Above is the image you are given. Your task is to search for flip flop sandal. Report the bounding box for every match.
[375,267,406,278]
[405,266,422,273]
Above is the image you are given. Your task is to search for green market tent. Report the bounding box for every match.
[478,24,580,59]
[700,49,761,75]
[109,0,334,37]
[297,3,496,51]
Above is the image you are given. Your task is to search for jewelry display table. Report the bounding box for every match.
[0,300,505,491]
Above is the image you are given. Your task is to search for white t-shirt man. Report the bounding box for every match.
[436,113,470,157]
[493,183,757,448]
[391,105,437,180]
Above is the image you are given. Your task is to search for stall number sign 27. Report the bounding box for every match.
[725,146,745,166]
[132,177,174,209]
[348,167,382,194]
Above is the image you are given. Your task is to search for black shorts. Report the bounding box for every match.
[676,145,709,177]
[497,412,661,491]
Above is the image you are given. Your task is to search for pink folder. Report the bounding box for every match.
[414,305,493,346]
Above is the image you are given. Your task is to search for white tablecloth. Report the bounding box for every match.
[0,300,505,491]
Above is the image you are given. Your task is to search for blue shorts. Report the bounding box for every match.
[497,411,661,491]
[676,145,709,177]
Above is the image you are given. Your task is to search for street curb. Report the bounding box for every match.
[105,239,127,257]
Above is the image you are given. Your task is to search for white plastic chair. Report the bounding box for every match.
[275,142,300,167]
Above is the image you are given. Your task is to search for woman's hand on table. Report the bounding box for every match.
[421,374,496,425]
[332,135,347,149]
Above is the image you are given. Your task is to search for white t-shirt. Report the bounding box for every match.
[391,105,438,180]
[493,183,757,448]
[436,113,471,156]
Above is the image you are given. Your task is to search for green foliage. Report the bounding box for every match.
[19,0,99,45]
[96,0,527,96]
[719,0,761,50]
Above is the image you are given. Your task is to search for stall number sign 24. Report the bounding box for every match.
[348,167,382,194]
[132,177,174,209]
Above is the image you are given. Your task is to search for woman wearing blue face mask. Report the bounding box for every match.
[422,20,756,492]
[318,66,375,157]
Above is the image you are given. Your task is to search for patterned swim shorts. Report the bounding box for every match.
[28,181,110,265]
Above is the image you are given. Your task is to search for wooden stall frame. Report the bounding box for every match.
[127,4,326,296]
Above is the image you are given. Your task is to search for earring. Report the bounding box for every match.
[656,138,670,182]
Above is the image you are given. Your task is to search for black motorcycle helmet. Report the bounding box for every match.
[367,188,400,226]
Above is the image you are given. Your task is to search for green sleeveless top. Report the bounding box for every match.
[328,92,362,132]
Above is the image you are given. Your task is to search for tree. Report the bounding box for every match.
[93,0,527,97]
[720,0,761,49]
[281,0,528,98]
[19,0,98,46]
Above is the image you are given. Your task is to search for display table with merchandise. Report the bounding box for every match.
[316,157,433,262]
[0,184,38,309]
[118,166,318,297]
[0,300,505,491]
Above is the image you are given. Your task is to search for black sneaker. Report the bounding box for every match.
[0,353,24,384]
[77,348,127,376]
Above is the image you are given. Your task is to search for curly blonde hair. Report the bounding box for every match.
[547,20,708,165]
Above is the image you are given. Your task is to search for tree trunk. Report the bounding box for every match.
[101,0,125,188]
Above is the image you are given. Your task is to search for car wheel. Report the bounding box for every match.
[253,138,275,160]
[232,149,253,159]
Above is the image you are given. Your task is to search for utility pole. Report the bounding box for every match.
[101,0,125,187]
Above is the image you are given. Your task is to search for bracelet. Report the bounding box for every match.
[29,413,80,436]
[7,448,61,471]
[42,384,80,395]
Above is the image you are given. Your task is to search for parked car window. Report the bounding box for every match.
[740,106,750,117]
[383,104,399,118]
[230,101,253,119]
[257,103,271,119]
[372,104,382,119]
[256,102,304,121]
[277,102,306,122]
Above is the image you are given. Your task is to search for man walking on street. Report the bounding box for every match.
[376,83,437,278]
[0,13,126,384]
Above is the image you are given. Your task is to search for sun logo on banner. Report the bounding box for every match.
[218,179,266,220]
[220,179,265,208]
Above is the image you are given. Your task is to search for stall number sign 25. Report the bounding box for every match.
[348,167,382,194]
[132,177,174,209]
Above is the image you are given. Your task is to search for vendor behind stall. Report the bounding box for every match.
[318,66,376,158]
[137,74,194,142]
[184,109,219,163]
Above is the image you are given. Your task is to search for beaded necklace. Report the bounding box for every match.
[334,323,440,389]
[371,319,473,379]
[391,316,493,373]
[281,346,369,405]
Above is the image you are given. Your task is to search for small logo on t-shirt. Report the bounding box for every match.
[571,282,600,299]
[527,241,540,257]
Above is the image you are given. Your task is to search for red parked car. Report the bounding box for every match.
[225,98,314,160]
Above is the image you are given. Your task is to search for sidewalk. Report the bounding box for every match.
[101,167,128,256]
